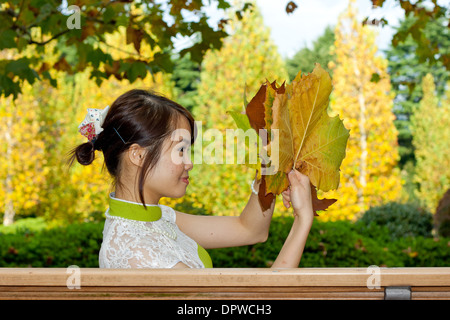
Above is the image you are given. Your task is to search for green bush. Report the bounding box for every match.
[0,222,104,267]
[0,217,47,235]
[0,214,448,268]
[209,219,404,267]
[435,189,450,237]
[355,202,433,241]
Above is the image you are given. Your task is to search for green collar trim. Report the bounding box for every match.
[109,192,162,222]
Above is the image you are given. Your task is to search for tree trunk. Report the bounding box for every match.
[357,90,368,211]
[352,59,368,213]
[3,99,15,226]
[3,199,15,226]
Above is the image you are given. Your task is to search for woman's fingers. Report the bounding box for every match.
[288,169,310,188]
[283,197,290,208]
[286,169,313,214]
[281,189,291,208]
[282,170,311,210]
[281,188,291,209]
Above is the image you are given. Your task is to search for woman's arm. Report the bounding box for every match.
[235,174,276,242]
[175,172,276,249]
[271,169,314,268]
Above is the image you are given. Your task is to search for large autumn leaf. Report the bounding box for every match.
[230,63,350,215]
[267,64,349,194]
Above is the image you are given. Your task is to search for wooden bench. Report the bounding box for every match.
[1,267,449,300]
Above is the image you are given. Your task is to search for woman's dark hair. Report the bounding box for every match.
[66,89,196,207]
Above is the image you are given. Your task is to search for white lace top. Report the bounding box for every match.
[99,193,212,269]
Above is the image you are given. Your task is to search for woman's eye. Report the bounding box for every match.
[179,146,190,155]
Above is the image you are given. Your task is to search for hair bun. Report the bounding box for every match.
[75,141,96,165]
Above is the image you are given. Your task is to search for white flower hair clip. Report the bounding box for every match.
[78,105,110,142]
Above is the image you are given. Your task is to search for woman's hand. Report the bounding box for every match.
[271,169,314,268]
[281,169,313,224]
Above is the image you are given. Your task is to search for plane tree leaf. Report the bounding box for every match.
[231,63,350,215]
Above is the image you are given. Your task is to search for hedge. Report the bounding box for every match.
[1,215,449,268]
[0,220,103,267]
[210,218,449,268]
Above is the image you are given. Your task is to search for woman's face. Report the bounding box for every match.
[143,116,193,204]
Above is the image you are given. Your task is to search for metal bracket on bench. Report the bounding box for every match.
[384,286,411,300]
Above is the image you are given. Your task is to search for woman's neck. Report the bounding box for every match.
[114,185,160,205]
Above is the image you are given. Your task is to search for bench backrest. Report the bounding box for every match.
[1,267,449,300]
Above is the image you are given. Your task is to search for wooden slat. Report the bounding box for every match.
[0,291,385,300]
[0,268,449,300]
[0,286,385,300]
[412,286,450,292]
[0,288,447,300]
[1,268,450,287]
[0,285,384,293]
[412,292,450,299]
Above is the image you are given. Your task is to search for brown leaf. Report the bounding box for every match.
[258,176,275,211]
[370,0,386,8]
[81,21,96,41]
[38,62,50,73]
[126,26,144,53]
[218,18,229,30]
[7,247,18,255]
[246,83,267,132]
[245,81,287,210]
[104,60,122,80]
[286,1,298,14]
[310,182,337,216]
[53,57,73,74]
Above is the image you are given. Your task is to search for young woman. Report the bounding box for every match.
[68,89,313,269]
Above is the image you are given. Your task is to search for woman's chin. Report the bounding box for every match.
[170,188,188,199]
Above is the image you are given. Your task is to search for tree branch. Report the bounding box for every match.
[27,29,72,46]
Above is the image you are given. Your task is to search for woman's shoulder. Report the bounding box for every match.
[159,204,176,223]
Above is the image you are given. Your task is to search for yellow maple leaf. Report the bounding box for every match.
[266,64,349,194]
[231,63,350,214]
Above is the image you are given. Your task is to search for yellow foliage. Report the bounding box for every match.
[0,82,46,223]
[319,0,402,221]
[411,75,450,212]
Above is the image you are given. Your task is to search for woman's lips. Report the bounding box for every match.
[181,177,189,185]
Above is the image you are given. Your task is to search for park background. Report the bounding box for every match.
[0,0,449,267]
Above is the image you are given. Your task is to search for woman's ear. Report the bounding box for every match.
[127,143,146,167]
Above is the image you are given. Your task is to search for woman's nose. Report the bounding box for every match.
[184,152,193,171]
[185,162,193,171]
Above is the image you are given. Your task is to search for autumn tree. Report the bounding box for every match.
[2,0,447,102]
[386,15,450,170]
[322,0,402,221]
[0,66,47,226]
[185,3,289,216]
[410,74,450,212]
[0,0,230,99]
